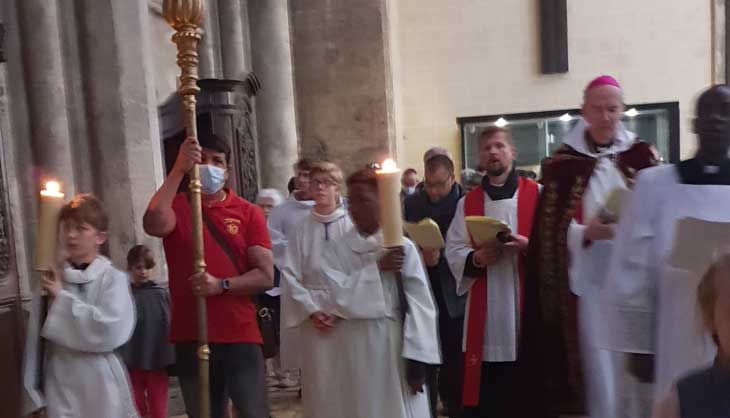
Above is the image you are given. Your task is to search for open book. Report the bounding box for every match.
[465,216,510,245]
[669,217,730,275]
[403,218,444,249]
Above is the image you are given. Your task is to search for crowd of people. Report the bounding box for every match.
[35,75,730,418]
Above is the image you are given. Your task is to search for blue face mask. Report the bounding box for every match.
[199,164,226,195]
[404,186,417,195]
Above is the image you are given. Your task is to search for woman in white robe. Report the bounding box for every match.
[41,256,138,418]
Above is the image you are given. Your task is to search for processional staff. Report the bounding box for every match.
[162,1,210,418]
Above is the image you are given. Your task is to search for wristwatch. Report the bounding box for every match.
[220,279,231,294]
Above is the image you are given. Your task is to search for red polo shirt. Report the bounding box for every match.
[163,189,271,343]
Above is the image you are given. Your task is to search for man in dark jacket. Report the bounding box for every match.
[404,153,466,418]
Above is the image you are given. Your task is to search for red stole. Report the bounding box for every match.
[462,177,539,406]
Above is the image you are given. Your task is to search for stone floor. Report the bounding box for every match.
[168,376,303,418]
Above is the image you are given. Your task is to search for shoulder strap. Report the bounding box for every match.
[202,213,242,276]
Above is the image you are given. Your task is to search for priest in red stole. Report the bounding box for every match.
[445,126,540,417]
[514,76,658,418]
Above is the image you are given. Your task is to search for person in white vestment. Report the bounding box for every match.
[564,76,657,418]
[279,161,353,398]
[604,84,730,411]
[292,168,440,418]
[41,194,138,418]
[445,127,540,418]
[269,159,315,373]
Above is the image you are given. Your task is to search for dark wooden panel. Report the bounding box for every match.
[0,301,22,418]
[539,0,569,74]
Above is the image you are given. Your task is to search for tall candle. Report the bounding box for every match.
[376,159,404,247]
[35,181,64,272]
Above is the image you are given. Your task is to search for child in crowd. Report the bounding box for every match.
[41,194,138,418]
[652,254,730,418]
[120,245,175,418]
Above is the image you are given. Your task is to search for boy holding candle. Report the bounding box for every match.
[40,194,138,418]
[285,167,440,418]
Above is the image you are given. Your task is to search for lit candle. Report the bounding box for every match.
[36,181,64,272]
[376,159,404,247]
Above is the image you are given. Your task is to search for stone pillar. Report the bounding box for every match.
[289,0,398,176]
[249,0,299,192]
[218,0,248,80]
[16,0,76,195]
[78,0,165,266]
[199,0,221,79]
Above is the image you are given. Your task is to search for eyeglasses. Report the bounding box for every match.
[311,178,337,188]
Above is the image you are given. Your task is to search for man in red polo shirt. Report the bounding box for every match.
[144,133,274,418]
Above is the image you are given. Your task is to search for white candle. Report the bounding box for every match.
[36,181,64,272]
[376,159,404,247]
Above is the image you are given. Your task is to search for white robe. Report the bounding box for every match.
[295,228,440,418]
[280,207,352,369]
[268,196,316,263]
[563,119,642,418]
[445,192,520,362]
[604,164,730,402]
[269,196,316,364]
[41,257,138,418]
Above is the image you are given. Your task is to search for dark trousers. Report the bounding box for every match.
[176,342,269,418]
[462,361,518,418]
[426,312,465,418]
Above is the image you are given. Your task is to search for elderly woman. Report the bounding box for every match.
[460,168,484,193]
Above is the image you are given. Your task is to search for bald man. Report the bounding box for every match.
[515,76,658,418]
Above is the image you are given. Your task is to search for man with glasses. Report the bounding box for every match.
[404,151,466,418]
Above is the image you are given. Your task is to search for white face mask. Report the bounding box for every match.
[404,186,417,195]
[199,164,226,195]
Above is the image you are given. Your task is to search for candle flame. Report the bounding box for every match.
[379,158,399,173]
[41,180,64,198]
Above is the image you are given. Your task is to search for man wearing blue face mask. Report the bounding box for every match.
[144,133,274,418]
[400,168,419,202]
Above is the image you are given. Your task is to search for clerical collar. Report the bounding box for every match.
[481,167,518,200]
[70,262,91,271]
[677,158,730,185]
[585,131,615,155]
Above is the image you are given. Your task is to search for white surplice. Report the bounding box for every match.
[269,196,317,366]
[41,257,138,418]
[604,164,730,401]
[292,229,440,418]
[267,196,315,295]
[563,119,641,418]
[445,191,520,362]
[280,207,352,370]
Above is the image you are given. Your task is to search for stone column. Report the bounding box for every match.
[16,0,76,195]
[289,0,399,177]
[199,0,221,79]
[78,0,165,266]
[218,0,248,80]
[249,0,299,192]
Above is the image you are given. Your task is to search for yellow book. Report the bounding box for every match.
[465,216,510,245]
[403,218,444,249]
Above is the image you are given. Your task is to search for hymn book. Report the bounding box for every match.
[465,216,510,245]
[403,218,444,249]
